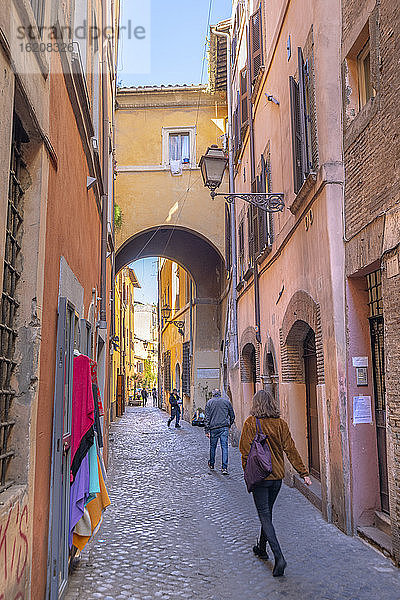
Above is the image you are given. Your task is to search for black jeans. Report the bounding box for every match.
[252,479,283,559]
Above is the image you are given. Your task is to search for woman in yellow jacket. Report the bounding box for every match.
[239,390,312,577]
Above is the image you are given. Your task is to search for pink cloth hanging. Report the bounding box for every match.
[71,355,95,467]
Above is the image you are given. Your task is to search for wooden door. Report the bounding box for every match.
[304,329,320,480]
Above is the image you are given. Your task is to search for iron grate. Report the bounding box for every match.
[0,119,25,491]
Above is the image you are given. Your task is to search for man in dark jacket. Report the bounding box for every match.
[141,388,148,407]
[167,389,182,428]
[205,389,235,474]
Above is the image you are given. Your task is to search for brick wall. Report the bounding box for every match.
[343,0,400,239]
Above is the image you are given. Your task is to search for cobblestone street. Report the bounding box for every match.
[65,408,400,600]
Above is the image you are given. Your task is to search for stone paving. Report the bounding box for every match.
[65,407,400,600]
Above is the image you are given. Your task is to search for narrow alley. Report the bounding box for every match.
[65,408,400,600]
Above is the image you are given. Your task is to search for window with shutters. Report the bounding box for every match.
[225,204,232,273]
[163,350,171,392]
[247,205,255,272]
[238,214,245,283]
[289,47,317,194]
[240,67,249,132]
[251,152,273,259]
[250,5,263,84]
[182,342,191,395]
[233,90,242,159]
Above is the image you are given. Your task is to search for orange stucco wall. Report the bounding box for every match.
[31,60,103,598]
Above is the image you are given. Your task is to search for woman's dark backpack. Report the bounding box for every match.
[244,418,273,492]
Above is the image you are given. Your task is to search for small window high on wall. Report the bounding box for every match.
[162,126,196,173]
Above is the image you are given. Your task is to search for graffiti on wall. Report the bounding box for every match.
[0,497,29,600]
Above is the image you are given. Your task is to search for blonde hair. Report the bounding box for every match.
[250,389,280,419]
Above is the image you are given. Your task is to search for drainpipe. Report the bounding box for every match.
[246,22,261,344]
[211,26,239,363]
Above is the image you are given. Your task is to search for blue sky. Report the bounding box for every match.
[123,1,231,303]
[132,258,158,304]
[118,0,232,87]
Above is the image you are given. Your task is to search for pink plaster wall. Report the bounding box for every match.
[346,277,380,526]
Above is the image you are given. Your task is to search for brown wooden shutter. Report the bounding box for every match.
[247,205,254,269]
[297,47,311,176]
[240,67,249,131]
[236,1,243,31]
[250,6,263,83]
[258,158,268,251]
[225,204,231,272]
[231,34,237,65]
[289,76,303,194]
[238,218,245,280]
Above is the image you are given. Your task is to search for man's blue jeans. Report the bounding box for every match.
[209,427,229,469]
[168,407,180,427]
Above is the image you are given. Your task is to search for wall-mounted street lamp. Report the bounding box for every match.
[199,145,284,212]
[161,305,185,337]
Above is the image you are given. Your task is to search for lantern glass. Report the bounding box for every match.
[161,305,171,319]
[199,146,228,190]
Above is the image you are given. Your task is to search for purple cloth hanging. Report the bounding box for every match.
[69,452,90,547]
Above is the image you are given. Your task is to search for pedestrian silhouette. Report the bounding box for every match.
[205,389,235,474]
[167,388,182,428]
[141,388,148,407]
[239,390,312,577]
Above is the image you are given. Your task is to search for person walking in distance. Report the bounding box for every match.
[141,388,148,407]
[152,387,157,406]
[167,388,182,428]
[239,390,312,577]
[205,389,235,475]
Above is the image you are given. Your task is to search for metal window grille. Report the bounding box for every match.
[182,342,191,395]
[163,351,171,392]
[367,269,383,317]
[0,118,26,493]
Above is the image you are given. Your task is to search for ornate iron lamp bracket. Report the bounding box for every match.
[210,191,284,212]
[171,320,185,337]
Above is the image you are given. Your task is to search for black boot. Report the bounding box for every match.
[253,543,269,560]
[272,555,287,577]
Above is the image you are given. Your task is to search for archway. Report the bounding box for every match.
[116,226,225,299]
[116,226,226,416]
[242,343,257,401]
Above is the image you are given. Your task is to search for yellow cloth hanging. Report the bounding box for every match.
[73,456,111,551]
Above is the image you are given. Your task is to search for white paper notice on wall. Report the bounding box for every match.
[352,356,368,368]
[197,368,220,379]
[353,396,373,424]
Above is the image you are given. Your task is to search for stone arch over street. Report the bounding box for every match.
[116,225,225,299]
[116,226,226,413]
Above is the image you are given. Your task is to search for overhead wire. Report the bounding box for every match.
[157,0,214,261]
[129,0,214,271]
